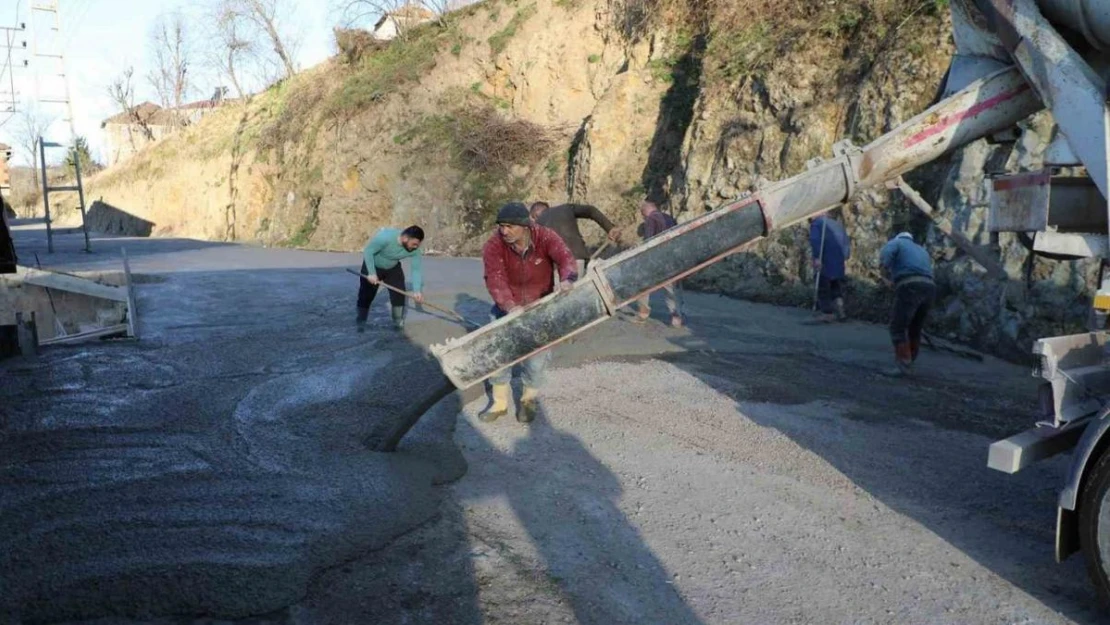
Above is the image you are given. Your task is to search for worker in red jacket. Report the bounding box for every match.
[480,202,578,424]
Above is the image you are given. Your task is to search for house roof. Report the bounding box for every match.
[100,102,164,127]
[374,4,435,28]
[178,99,224,110]
[101,98,229,127]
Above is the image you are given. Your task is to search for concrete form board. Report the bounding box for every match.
[0,269,128,342]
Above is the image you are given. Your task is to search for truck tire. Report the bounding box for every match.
[1079,447,1110,603]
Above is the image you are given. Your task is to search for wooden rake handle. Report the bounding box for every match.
[346,268,475,326]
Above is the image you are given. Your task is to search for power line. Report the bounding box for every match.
[0,0,28,126]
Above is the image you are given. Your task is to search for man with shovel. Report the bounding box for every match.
[879,231,935,377]
[480,202,578,424]
[808,214,851,323]
[356,225,425,332]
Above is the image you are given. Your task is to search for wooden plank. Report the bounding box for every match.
[39,323,129,346]
[121,248,139,339]
[17,266,128,302]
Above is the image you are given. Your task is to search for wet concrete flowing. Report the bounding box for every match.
[0,230,473,622]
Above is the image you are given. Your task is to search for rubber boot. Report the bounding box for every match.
[480,384,511,422]
[390,305,406,330]
[518,387,539,423]
[356,307,369,333]
[835,297,846,322]
[882,342,914,377]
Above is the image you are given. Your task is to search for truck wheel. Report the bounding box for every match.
[1079,448,1110,603]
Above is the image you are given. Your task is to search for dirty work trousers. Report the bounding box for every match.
[817,275,843,315]
[638,282,684,318]
[488,306,550,389]
[357,261,407,309]
[889,278,935,360]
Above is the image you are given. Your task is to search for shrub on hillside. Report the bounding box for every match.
[450,106,554,174]
[333,27,384,65]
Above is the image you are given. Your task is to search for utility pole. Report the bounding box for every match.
[27,0,90,253]
[0,6,29,190]
[29,0,77,140]
[0,13,29,126]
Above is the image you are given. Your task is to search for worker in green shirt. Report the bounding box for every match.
[356,225,426,331]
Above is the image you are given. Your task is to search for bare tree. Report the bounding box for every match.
[220,0,299,80]
[14,106,53,172]
[208,3,253,99]
[148,11,192,123]
[107,66,156,155]
[420,0,451,22]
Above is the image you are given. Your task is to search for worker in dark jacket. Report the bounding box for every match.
[530,201,621,273]
[481,202,578,423]
[879,232,935,377]
[808,215,851,322]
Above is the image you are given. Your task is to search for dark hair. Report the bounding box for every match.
[402,225,425,241]
[530,201,549,211]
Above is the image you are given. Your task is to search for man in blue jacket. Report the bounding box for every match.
[879,232,936,377]
[809,215,851,322]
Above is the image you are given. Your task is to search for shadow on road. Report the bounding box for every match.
[648,305,1102,623]
[456,405,707,625]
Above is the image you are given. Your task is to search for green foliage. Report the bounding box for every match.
[621,183,646,200]
[704,21,772,83]
[587,53,601,64]
[65,136,98,177]
[285,198,320,247]
[819,6,864,37]
[326,23,448,119]
[488,4,537,55]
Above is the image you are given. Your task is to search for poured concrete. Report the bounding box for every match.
[0,228,470,622]
[2,227,1103,624]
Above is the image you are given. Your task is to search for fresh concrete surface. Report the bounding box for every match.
[0,227,1102,624]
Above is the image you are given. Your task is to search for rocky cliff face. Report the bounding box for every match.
[64,0,1095,361]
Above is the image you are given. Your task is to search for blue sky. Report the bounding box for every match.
[0,0,339,165]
